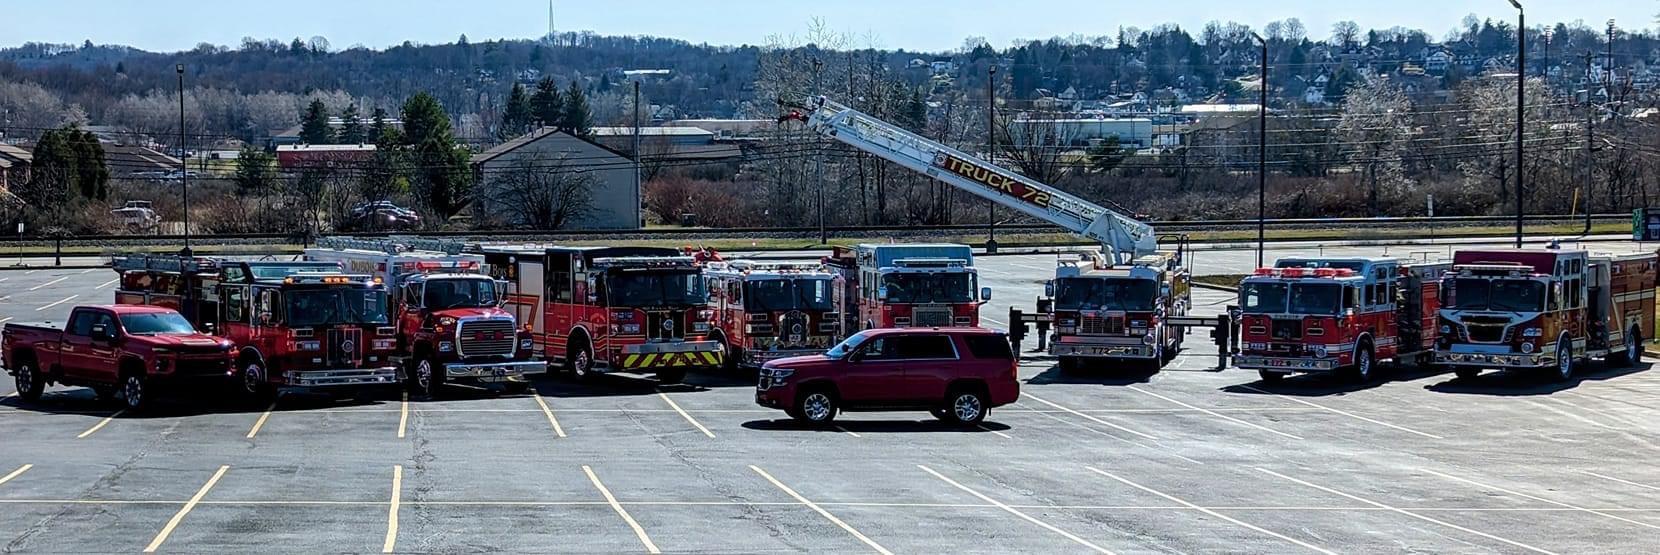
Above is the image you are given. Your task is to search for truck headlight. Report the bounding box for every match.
[519,338,534,351]
[1313,345,1328,358]
[1141,333,1156,345]
[1521,342,1535,353]
[765,368,795,381]
[1522,328,1543,338]
[438,341,454,353]
[1440,325,1451,334]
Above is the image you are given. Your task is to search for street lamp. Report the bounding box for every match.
[1509,0,1524,248]
[1251,32,1267,268]
[813,58,826,245]
[987,65,998,253]
[176,64,192,257]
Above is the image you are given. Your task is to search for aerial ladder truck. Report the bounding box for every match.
[784,96,1211,371]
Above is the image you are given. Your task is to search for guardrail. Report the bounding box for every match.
[0,214,1627,243]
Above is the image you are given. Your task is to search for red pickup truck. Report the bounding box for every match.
[3,305,235,411]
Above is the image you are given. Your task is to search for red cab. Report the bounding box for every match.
[755,327,1019,426]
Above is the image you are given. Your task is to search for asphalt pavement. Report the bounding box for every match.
[1,247,1659,553]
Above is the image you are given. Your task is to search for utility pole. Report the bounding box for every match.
[813,58,826,245]
[632,80,642,228]
[1252,33,1267,268]
[1584,52,1595,232]
[986,65,998,253]
[1509,0,1524,248]
[176,64,192,257]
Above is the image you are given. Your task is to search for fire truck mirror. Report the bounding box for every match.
[877,286,891,301]
[980,286,993,302]
[1043,280,1055,298]
[493,280,508,307]
[259,312,274,326]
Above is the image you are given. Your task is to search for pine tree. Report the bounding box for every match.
[369,107,390,140]
[233,145,277,196]
[562,80,592,136]
[501,82,533,139]
[339,104,365,144]
[400,92,471,219]
[529,77,563,129]
[70,130,109,200]
[300,99,333,144]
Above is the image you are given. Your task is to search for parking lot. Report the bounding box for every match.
[4,243,1660,553]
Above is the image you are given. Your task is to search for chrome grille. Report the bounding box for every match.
[459,319,516,357]
[779,311,809,345]
[647,311,685,340]
[174,355,230,377]
[327,328,363,367]
[912,306,954,327]
[1272,319,1302,340]
[1080,316,1123,335]
[1461,317,1510,343]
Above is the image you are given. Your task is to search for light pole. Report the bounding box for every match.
[176,64,192,257]
[986,65,998,253]
[813,58,826,245]
[1509,0,1524,248]
[1252,32,1267,268]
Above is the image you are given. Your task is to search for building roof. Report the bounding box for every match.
[590,126,714,137]
[471,127,632,166]
[0,144,32,164]
[276,144,377,153]
[103,144,181,171]
[1179,103,1262,114]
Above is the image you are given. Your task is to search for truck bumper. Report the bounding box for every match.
[1051,342,1156,359]
[1232,355,1339,372]
[1433,351,1551,368]
[445,360,547,380]
[616,341,723,371]
[285,367,403,387]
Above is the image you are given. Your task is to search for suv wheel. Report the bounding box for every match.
[13,360,44,401]
[793,389,838,425]
[122,372,150,411]
[943,388,988,426]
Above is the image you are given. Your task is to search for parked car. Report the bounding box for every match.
[110,200,160,232]
[2,305,235,411]
[755,327,1019,426]
[344,201,421,231]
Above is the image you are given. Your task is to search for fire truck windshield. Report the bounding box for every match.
[1241,282,1289,313]
[608,270,706,308]
[423,278,497,309]
[880,272,975,304]
[1053,277,1155,311]
[120,312,198,335]
[1288,283,1343,315]
[1242,282,1345,315]
[746,278,834,312]
[286,288,391,326]
[1448,278,1545,312]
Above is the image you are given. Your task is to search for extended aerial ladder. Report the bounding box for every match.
[783,96,1156,265]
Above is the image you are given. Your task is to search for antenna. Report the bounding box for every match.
[547,0,555,38]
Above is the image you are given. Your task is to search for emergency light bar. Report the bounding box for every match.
[397,260,481,273]
[1455,263,1534,277]
[282,273,382,285]
[1251,267,1357,278]
[728,261,829,274]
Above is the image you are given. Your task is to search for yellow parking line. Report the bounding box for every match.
[245,403,276,439]
[584,465,661,553]
[532,395,567,438]
[751,465,892,555]
[144,465,229,553]
[76,410,124,438]
[0,464,32,487]
[382,465,402,553]
[397,392,409,438]
[658,392,714,438]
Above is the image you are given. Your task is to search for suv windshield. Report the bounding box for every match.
[1288,283,1343,315]
[826,330,878,358]
[1448,278,1545,312]
[423,278,497,309]
[881,272,975,304]
[1053,277,1156,311]
[1240,282,1290,313]
[286,287,391,326]
[120,312,197,335]
[746,278,834,312]
[607,270,706,307]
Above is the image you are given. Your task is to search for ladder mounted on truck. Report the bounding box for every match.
[785,95,1157,265]
[315,235,467,256]
[110,254,220,274]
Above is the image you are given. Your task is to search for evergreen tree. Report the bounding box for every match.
[501,82,534,139]
[233,145,277,195]
[69,130,109,200]
[400,92,471,219]
[561,80,592,136]
[300,99,333,144]
[338,104,365,144]
[369,107,390,140]
[529,77,563,129]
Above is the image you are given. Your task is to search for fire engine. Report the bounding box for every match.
[112,254,403,398]
[304,237,541,396]
[1042,244,1191,371]
[1434,249,1657,381]
[1233,257,1448,383]
[823,243,989,331]
[476,245,721,384]
[704,260,840,368]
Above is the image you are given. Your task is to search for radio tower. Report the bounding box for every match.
[547,0,556,41]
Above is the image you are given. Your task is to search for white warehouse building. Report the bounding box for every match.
[1008,118,1153,149]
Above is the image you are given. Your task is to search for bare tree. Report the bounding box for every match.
[1337,79,1412,214]
[488,158,596,229]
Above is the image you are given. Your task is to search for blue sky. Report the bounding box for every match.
[2,0,1654,52]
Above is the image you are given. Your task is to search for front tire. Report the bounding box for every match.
[13,361,44,401]
[1344,344,1376,383]
[793,388,838,425]
[409,357,442,398]
[1552,339,1574,382]
[1454,367,1481,380]
[566,340,596,383]
[240,361,275,402]
[1258,370,1287,384]
[942,388,988,426]
[121,372,150,411]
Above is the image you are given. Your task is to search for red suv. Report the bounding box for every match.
[756,327,1020,426]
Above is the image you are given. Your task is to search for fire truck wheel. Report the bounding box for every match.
[1611,327,1642,367]
[1454,368,1481,380]
[1552,340,1574,382]
[1344,344,1375,383]
[410,357,442,398]
[13,359,44,402]
[566,340,595,382]
[1257,370,1287,384]
[657,369,686,385]
[240,361,275,402]
[715,336,739,372]
[793,387,838,425]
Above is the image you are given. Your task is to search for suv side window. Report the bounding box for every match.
[860,337,900,361]
[68,310,95,337]
[964,334,1013,360]
[896,335,956,360]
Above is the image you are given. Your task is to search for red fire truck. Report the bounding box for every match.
[1043,246,1191,372]
[823,243,990,331]
[305,237,541,396]
[477,245,721,384]
[1434,249,1657,381]
[113,255,403,398]
[1233,257,1448,383]
[704,261,840,368]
